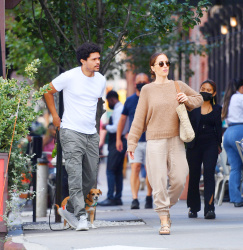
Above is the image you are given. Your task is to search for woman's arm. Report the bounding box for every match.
[215,105,223,152]
[179,81,203,111]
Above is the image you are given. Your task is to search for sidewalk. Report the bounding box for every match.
[4,160,243,250]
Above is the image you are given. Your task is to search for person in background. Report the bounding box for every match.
[186,79,222,219]
[116,73,153,210]
[98,120,107,158]
[42,123,56,174]
[98,91,128,206]
[127,52,203,235]
[222,79,243,207]
[140,164,147,191]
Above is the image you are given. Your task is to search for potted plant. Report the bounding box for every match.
[0,59,50,228]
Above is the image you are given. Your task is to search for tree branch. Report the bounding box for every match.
[38,0,76,51]
[101,4,132,74]
[84,0,91,41]
[104,29,119,38]
[31,0,35,19]
[97,0,105,52]
[86,4,97,25]
[104,6,119,25]
[35,0,71,70]
[114,31,157,56]
[70,0,82,47]
[31,1,61,68]
[37,23,66,71]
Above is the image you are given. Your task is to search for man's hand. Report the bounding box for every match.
[53,115,61,130]
[116,139,123,152]
[128,151,134,160]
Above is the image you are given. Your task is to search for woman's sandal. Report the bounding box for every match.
[159,223,170,235]
[167,214,172,226]
[159,214,171,235]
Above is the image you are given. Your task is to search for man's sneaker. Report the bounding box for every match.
[76,215,89,231]
[145,196,153,209]
[131,199,139,209]
[58,205,78,228]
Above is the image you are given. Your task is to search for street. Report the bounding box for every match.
[6,160,243,250]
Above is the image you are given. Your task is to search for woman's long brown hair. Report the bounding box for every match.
[149,52,167,79]
[222,79,243,120]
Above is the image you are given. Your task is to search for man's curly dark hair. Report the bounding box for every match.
[76,42,101,65]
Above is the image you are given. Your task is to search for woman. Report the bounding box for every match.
[127,52,203,235]
[222,79,243,207]
[186,80,222,220]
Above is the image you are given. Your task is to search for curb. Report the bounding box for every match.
[4,240,26,250]
[4,224,26,250]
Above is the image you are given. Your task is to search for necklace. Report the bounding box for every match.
[202,104,211,115]
[207,105,211,114]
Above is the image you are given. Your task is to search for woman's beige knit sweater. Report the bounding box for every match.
[127,80,203,152]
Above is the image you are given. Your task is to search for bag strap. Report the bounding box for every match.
[174,81,181,94]
[174,81,184,105]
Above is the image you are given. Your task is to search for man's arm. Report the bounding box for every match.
[44,82,61,129]
[116,114,127,152]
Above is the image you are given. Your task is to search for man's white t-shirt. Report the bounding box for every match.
[52,67,106,134]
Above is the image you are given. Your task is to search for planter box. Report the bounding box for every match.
[0,152,8,234]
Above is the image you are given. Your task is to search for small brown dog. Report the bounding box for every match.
[55,188,102,229]
[85,188,102,229]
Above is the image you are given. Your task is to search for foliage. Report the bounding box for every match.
[7,150,32,191]
[0,59,49,151]
[4,0,211,139]
[0,59,50,189]
[5,7,57,88]
[6,0,211,77]
[123,30,216,80]
[1,181,35,230]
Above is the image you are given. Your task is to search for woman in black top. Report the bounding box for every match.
[186,79,222,219]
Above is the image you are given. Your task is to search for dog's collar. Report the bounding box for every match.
[85,202,97,207]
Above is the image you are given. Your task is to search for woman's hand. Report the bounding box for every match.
[128,151,134,160]
[177,93,188,104]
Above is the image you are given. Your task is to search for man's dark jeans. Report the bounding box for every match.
[106,137,127,200]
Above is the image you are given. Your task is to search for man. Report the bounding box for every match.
[44,42,106,231]
[116,73,153,209]
[98,91,128,206]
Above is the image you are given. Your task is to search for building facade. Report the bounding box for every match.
[189,1,243,103]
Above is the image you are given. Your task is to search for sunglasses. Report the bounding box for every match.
[154,61,171,67]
